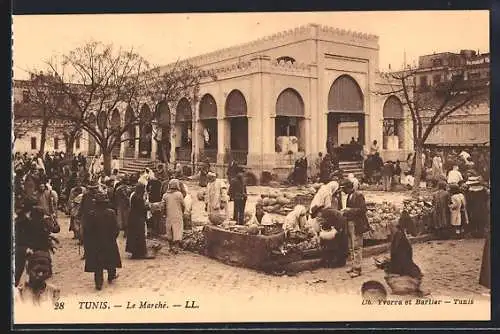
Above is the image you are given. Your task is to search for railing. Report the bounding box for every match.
[199,149,217,163]
[176,147,192,162]
[124,146,135,158]
[228,150,248,166]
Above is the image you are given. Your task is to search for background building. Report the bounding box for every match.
[415,50,490,149]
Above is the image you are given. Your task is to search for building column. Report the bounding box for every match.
[151,123,158,161]
[192,102,200,166]
[134,125,140,159]
[216,117,227,166]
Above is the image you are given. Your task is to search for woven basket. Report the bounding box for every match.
[385,274,421,295]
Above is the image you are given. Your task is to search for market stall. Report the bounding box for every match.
[184,184,435,274]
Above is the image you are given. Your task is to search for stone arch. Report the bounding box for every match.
[155,100,171,162]
[276,88,304,117]
[328,75,364,112]
[327,75,366,151]
[87,113,97,156]
[110,108,121,158]
[224,89,248,165]
[199,94,217,120]
[175,98,193,161]
[383,95,404,119]
[138,104,152,158]
[124,106,136,158]
[275,88,306,153]
[382,95,405,150]
[225,89,247,117]
[198,94,218,162]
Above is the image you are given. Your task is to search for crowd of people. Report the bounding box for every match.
[13,150,197,300]
[13,141,490,304]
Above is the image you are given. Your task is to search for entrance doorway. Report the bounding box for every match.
[327,75,365,160]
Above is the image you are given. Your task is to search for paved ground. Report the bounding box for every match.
[35,210,489,300]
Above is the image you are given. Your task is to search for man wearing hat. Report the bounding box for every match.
[77,181,101,259]
[114,174,132,237]
[340,179,371,278]
[464,176,489,238]
[15,250,60,306]
[83,192,122,290]
[15,204,56,287]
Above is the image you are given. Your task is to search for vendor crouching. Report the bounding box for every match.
[374,219,426,297]
[313,206,349,268]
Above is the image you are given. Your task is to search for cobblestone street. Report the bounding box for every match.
[39,210,489,300]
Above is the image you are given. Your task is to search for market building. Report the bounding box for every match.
[13,24,420,178]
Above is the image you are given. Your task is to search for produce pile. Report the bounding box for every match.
[180,229,206,254]
[282,236,320,253]
[220,221,284,236]
[402,197,433,219]
[258,183,322,216]
[365,201,400,240]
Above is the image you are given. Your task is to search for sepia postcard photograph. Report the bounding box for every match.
[11,10,491,326]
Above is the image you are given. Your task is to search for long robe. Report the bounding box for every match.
[387,230,422,279]
[114,184,131,231]
[465,187,489,235]
[450,193,468,227]
[479,235,490,289]
[147,179,163,235]
[205,180,223,216]
[84,207,122,272]
[431,190,451,229]
[162,190,185,242]
[125,192,148,257]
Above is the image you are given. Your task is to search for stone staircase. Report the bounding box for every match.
[121,158,155,175]
[339,160,364,179]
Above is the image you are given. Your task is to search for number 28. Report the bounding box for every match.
[54,302,65,310]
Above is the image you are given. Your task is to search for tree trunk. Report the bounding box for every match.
[413,142,423,192]
[102,150,112,176]
[65,135,76,159]
[39,119,49,155]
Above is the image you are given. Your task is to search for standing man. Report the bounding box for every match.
[228,172,248,225]
[83,193,121,290]
[382,160,395,192]
[340,179,371,278]
[114,175,132,238]
[78,182,101,260]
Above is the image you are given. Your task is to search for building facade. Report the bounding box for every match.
[13,24,414,177]
[414,50,490,148]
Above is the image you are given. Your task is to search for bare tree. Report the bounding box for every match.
[14,72,78,156]
[12,120,30,150]
[148,61,217,164]
[46,41,215,175]
[378,67,489,189]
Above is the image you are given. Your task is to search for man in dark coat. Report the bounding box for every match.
[77,183,101,260]
[83,193,121,290]
[464,178,489,238]
[199,158,211,187]
[126,183,154,259]
[317,207,349,268]
[15,203,54,286]
[341,179,371,278]
[147,176,163,236]
[227,160,241,183]
[228,172,247,225]
[431,181,451,239]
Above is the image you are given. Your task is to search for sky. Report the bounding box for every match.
[12,11,489,80]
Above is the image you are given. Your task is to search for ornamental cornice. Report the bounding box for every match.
[159,23,379,70]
